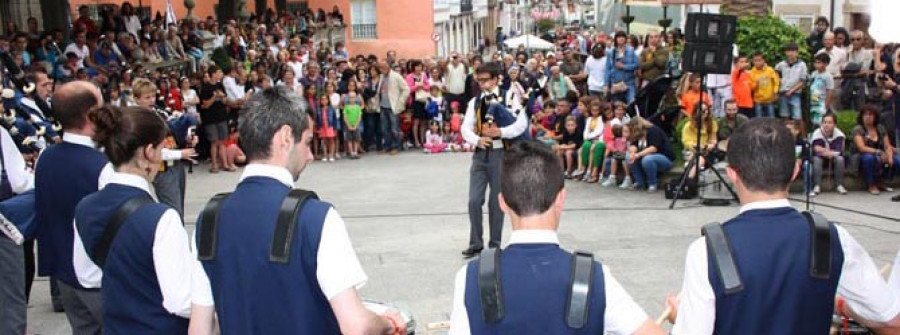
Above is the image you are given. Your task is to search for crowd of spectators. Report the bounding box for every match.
[1,9,899,199]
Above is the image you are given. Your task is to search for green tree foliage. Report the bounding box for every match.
[735,14,811,66]
[537,19,555,33]
[210,47,233,71]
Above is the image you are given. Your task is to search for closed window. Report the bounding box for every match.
[351,0,377,40]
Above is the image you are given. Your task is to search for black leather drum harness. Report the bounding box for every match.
[478,247,596,329]
[703,211,834,295]
[197,189,319,263]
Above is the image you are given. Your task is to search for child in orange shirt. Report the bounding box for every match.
[731,55,754,118]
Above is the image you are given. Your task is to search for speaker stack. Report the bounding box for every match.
[681,13,737,75]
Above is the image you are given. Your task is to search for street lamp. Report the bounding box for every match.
[658,5,672,35]
[620,1,634,35]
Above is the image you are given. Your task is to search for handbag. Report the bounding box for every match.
[415,89,429,103]
[414,76,429,103]
[611,81,629,94]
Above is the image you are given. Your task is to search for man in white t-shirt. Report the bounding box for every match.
[64,31,89,69]
[585,45,607,97]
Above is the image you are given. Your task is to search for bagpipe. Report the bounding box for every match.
[0,88,59,155]
[0,50,61,155]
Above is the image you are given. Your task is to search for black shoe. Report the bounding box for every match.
[461,248,482,258]
[893,194,900,202]
[52,302,64,313]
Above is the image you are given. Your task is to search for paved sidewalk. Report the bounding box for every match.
[26,150,900,334]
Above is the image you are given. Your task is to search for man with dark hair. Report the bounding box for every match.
[449,141,665,334]
[667,118,900,334]
[189,86,405,335]
[807,16,830,54]
[460,62,528,258]
[35,81,113,334]
[200,65,230,173]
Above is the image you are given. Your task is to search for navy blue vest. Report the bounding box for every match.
[709,207,844,335]
[75,183,188,334]
[197,177,340,334]
[464,244,606,334]
[475,90,531,142]
[35,141,108,286]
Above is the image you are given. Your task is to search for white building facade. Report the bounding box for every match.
[434,0,489,57]
[771,0,870,34]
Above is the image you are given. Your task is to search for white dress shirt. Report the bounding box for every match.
[222,75,245,103]
[461,87,529,147]
[0,128,33,194]
[191,163,368,306]
[672,199,900,334]
[72,172,193,317]
[448,230,650,335]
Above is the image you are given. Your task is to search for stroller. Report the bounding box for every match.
[627,75,681,136]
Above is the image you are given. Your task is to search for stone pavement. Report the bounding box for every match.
[26,150,900,334]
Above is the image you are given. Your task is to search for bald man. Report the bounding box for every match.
[34,81,114,335]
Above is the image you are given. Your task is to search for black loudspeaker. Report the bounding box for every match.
[682,43,734,75]
[684,13,737,45]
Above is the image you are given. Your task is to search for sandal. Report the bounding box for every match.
[223,166,237,172]
[869,186,881,195]
[209,167,220,173]
[587,175,599,183]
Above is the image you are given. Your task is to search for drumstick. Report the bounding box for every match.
[656,293,682,325]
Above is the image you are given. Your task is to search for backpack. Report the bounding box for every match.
[426,98,440,119]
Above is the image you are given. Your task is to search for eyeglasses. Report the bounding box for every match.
[475,76,494,83]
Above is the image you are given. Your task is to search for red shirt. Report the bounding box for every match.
[73,17,97,34]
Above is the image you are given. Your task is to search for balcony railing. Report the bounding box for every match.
[351,23,377,40]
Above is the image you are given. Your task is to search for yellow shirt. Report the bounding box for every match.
[749,66,780,103]
[681,120,718,150]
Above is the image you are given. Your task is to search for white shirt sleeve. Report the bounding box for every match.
[73,218,103,288]
[0,128,33,193]
[603,265,651,335]
[672,237,716,335]
[153,209,193,318]
[888,249,900,300]
[835,225,900,322]
[190,229,214,307]
[461,98,480,146]
[448,265,471,335]
[161,148,183,161]
[317,208,368,300]
[499,105,528,139]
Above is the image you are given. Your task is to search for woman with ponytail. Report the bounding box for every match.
[73,105,193,334]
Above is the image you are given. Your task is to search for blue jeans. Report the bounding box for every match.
[627,153,673,188]
[859,153,900,186]
[778,94,802,120]
[363,113,382,150]
[755,102,775,118]
[380,107,401,151]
